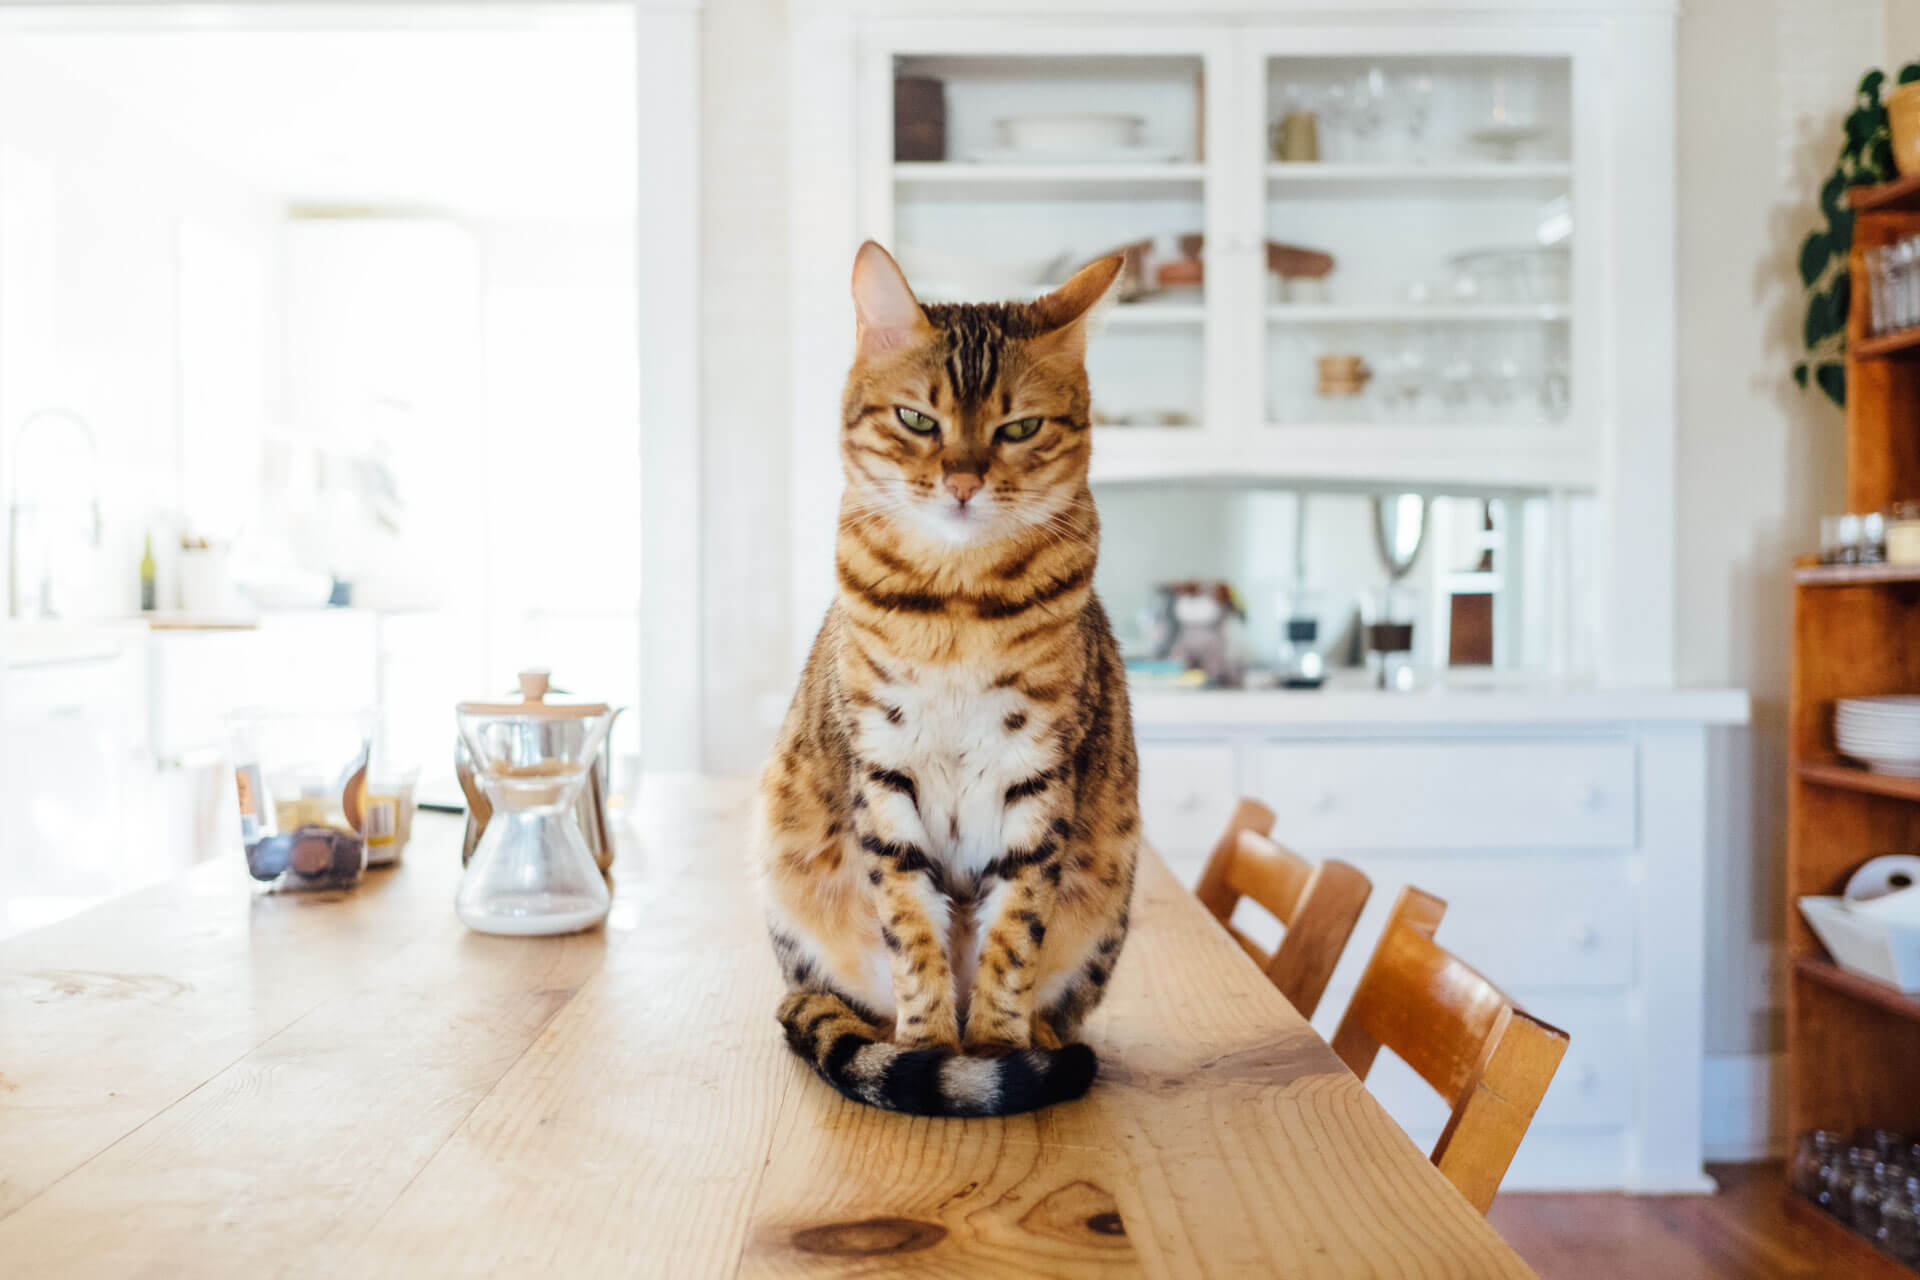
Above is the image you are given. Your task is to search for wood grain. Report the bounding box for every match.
[0,778,1534,1277]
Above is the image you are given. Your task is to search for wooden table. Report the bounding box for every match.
[0,777,1533,1277]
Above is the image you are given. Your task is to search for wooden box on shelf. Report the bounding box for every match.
[1784,174,1920,1272]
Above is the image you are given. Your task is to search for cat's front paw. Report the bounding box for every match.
[895,1012,961,1052]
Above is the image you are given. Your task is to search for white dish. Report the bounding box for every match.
[961,145,1185,167]
[1800,895,1920,992]
[998,111,1143,153]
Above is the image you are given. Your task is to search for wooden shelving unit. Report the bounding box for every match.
[1786,176,1920,1266]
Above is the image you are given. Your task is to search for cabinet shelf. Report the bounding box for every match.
[1265,161,1571,197]
[1849,172,1920,214]
[894,162,1205,200]
[1105,303,1206,326]
[1265,303,1569,323]
[1794,956,1920,1025]
[1853,326,1920,361]
[1797,757,1920,802]
[1091,424,1596,490]
[1796,562,1920,587]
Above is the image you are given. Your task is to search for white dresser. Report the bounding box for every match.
[1133,685,1748,1192]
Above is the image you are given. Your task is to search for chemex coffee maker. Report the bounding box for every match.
[453,670,621,936]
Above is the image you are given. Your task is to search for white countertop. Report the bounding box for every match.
[1129,682,1750,727]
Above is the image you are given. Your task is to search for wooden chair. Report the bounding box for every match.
[1192,798,1372,1019]
[1330,885,1571,1215]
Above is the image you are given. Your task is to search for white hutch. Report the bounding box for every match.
[786,0,1746,1191]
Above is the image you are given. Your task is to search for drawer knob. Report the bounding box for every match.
[1570,923,1599,950]
[1574,1063,1597,1088]
[1584,784,1608,811]
[1312,790,1336,814]
[1174,791,1204,814]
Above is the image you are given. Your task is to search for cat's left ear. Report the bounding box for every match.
[851,240,930,356]
[1032,254,1125,358]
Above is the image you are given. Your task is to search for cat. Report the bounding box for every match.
[753,241,1140,1117]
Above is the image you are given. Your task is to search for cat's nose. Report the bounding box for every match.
[944,472,984,505]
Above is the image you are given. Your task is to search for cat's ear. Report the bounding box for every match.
[1031,254,1125,357]
[851,240,928,356]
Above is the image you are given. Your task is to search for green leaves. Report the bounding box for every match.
[1795,62,1897,407]
[1900,62,1920,85]
[1816,362,1846,408]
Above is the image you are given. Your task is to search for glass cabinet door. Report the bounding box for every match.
[1259,54,1574,440]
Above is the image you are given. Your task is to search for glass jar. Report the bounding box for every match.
[1854,1160,1893,1237]
[1882,1175,1920,1264]
[1830,1147,1872,1220]
[1793,1131,1842,1207]
[1888,501,1920,566]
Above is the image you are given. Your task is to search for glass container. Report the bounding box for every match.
[1881,1175,1920,1263]
[454,671,615,936]
[1792,1131,1841,1208]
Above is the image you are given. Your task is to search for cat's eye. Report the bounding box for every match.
[997,417,1043,443]
[895,407,939,435]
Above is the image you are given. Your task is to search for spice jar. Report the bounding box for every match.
[1889,501,1920,565]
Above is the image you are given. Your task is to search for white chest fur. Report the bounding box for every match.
[855,665,1055,878]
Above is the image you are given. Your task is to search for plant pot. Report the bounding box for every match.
[1891,82,1920,176]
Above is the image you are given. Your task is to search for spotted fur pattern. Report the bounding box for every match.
[754,245,1139,1116]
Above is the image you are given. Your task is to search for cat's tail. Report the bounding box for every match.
[777,989,1097,1117]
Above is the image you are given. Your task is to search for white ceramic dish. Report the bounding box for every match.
[998,111,1143,153]
[1800,895,1920,992]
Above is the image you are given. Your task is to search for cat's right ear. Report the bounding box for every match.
[851,241,928,356]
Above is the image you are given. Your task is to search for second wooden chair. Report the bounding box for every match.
[1330,885,1571,1214]
[1193,798,1372,1018]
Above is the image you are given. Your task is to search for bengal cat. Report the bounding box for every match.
[754,242,1140,1116]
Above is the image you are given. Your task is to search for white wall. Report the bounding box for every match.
[698,0,795,773]
[1675,0,1885,1090]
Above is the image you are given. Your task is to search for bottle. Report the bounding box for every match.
[138,533,157,612]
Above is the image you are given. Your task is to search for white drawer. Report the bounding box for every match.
[1256,739,1636,850]
[1314,853,1636,998]
[1136,741,1239,870]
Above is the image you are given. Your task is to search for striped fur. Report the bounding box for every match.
[754,244,1139,1116]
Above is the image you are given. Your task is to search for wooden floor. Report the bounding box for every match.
[1488,1162,1894,1279]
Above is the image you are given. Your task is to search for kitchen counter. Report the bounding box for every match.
[1129,682,1750,728]
[0,782,1532,1277]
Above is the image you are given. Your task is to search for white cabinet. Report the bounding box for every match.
[788,1,1677,685]
[1131,692,1744,1193]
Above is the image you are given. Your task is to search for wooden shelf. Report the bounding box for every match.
[1853,326,1920,361]
[1105,303,1206,326]
[1782,1194,1918,1278]
[1849,172,1920,214]
[1797,562,1920,586]
[1265,303,1569,323]
[1797,757,1920,802]
[1794,955,1920,1025]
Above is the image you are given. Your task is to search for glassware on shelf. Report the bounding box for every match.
[1396,67,1435,162]
[1881,1175,1920,1264]
[1792,1130,1842,1210]
[1362,581,1419,692]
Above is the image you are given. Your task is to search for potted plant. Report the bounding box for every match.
[1794,65,1920,407]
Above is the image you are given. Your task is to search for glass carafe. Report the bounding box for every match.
[455,672,615,936]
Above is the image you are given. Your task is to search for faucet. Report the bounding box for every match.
[7,408,102,619]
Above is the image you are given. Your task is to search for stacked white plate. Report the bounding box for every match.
[1836,696,1920,775]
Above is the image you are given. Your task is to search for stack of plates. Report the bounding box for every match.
[1836,696,1920,775]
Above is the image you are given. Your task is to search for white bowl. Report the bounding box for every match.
[1800,895,1920,992]
[998,112,1144,154]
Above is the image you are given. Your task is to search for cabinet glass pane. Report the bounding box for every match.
[1262,56,1572,430]
[890,54,1208,428]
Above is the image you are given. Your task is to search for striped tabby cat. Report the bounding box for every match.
[754,242,1140,1117]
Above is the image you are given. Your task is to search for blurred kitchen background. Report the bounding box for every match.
[0,5,641,933]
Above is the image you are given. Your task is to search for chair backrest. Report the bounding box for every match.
[1330,885,1571,1215]
[1193,798,1372,1019]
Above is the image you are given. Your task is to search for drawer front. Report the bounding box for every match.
[1311,853,1636,1000]
[1255,739,1636,850]
[1136,741,1240,881]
